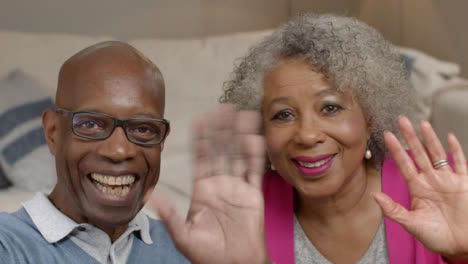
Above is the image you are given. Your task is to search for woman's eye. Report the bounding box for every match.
[322,104,342,114]
[271,110,294,121]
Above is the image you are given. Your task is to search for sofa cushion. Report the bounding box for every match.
[431,85,468,152]
[0,164,11,189]
[0,70,56,192]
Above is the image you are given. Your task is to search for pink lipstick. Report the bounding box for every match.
[293,154,335,177]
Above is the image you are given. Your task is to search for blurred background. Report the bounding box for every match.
[1,0,467,76]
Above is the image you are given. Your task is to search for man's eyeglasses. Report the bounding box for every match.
[55,108,170,146]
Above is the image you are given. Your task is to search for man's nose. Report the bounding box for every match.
[96,127,137,162]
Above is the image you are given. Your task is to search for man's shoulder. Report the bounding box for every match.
[0,208,54,263]
[0,208,36,233]
[146,217,178,248]
[129,216,189,263]
[147,217,170,236]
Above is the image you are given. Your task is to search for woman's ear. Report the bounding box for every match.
[42,108,59,156]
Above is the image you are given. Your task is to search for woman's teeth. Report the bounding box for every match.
[91,173,135,196]
[297,156,333,168]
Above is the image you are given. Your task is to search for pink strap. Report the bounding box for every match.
[263,171,295,264]
[382,153,451,264]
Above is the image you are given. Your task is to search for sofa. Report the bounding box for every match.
[0,29,467,218]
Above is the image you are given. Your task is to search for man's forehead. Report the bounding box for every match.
[56,41,165,109]
[65,42,155,72]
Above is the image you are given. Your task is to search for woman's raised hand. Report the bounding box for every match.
[150,104,271,264]
[374,115,468,261]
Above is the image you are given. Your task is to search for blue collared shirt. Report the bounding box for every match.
[23,192,153,264]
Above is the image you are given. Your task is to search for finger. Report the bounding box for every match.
[149,193,190,251]
[230,111,249,178]
[420,120,450,172]
[235,110,265,188]
[192,114,215,180]
[373,192,412,228]
[399,115,433,172]
[384,130,419,182]
[211,104,237,175]
[447,133,467,176]
[243,135,266,189]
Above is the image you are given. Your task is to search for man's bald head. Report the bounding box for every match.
[56,41,165,111]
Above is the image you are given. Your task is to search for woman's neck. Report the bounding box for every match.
[295,164,382,226]
[294,165,384,264]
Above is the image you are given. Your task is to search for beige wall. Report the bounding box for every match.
[2,0,468,76]
[400,0,465,75]
[0,0,288,39]
[292,0,468,77]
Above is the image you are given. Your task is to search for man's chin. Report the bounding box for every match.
[86,206,141,229]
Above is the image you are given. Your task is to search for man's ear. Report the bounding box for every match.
[160,126,170,152]
[42,108,59,156]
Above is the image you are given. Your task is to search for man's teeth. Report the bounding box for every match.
[297,156,333,168]
[91,173,135,185]
[90,173,135,196]
[95,182,130,196]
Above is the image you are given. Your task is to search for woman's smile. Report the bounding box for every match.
[292,154,336,178]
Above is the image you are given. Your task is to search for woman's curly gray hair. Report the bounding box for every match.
[219,13,416,168]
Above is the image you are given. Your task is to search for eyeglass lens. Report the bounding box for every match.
[72,112,166,144]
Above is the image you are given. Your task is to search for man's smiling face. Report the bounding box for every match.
[43,42,167,239]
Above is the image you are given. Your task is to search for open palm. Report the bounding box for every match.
[151,104,270,264]
[374,116,468,260]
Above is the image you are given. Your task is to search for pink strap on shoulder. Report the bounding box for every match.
[382,152,454,264]
[263,171,295,264]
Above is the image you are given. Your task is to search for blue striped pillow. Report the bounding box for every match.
[0,164,11,189]
[0,70,56,192]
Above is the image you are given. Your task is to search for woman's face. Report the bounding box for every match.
[262,59,370,199]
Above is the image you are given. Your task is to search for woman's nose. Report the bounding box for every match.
[293,118,326,147]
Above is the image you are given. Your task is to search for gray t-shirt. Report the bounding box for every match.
[294,216,389,264]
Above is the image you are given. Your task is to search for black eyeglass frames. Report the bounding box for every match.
[55,108,170,146]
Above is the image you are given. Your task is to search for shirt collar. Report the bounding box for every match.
[23,192,153,244]
[128,209,153,244]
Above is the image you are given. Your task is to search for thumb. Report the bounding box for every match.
[149,193,189,251]
[372,192,412,228]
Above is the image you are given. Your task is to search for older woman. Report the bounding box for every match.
[154,14,468,264]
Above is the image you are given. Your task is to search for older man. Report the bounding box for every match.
[0,40,272,264]
[0,41,188,263]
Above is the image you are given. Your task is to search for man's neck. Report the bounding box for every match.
[48,187,128,242]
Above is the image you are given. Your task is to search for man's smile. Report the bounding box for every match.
[91,173,136,196]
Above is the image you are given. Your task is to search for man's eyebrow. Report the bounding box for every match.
[68,109,159,119]
[132,112,160,119]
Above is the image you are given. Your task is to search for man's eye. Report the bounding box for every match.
[83,121,98,129]
[136,126,153,134]
[130,124,160,137]
[271,110,294,121]
[76,120,102,130]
